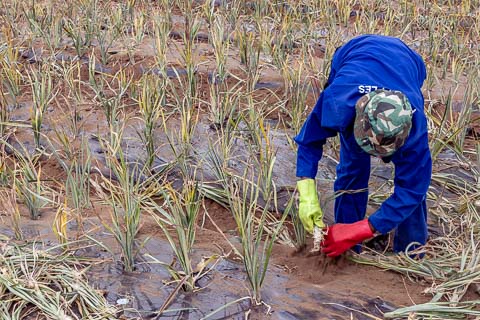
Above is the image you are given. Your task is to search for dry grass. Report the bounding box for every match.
[0,240,118,319]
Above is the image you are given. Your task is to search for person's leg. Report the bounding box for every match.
[393,197,428,253]
[334,131,371,224]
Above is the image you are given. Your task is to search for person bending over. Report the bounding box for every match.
[295,35,432,257]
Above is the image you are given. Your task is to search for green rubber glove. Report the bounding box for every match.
[297,179,325,234]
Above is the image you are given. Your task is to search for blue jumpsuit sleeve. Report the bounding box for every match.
[294,92,337,178]
[294,45,349,178]
[368,142,432,234]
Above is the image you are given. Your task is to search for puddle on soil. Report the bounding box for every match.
[254,82,283,90]
[21,48,43,63]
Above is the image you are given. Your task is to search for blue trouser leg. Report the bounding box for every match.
[393,197,428,253]
[334,132,371,225]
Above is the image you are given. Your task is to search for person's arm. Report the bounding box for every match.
[322,140,431,257]
[294,91,337,234]
[294,92,337,178]
[368,140,432,234]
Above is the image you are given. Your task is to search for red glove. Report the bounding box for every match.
[322,219,374,257]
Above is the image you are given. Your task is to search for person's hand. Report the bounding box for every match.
[322,219,374,257]
[297,179,325,234]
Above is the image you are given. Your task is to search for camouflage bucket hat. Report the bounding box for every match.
[354,89,413,157]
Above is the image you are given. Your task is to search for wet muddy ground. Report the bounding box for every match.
[0,201,431,319]
[2,6,479,318]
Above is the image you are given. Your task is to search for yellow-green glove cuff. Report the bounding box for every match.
[297,179,318,203]
[297,179,325,233]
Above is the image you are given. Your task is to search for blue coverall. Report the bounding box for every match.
[295,35,432,252]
